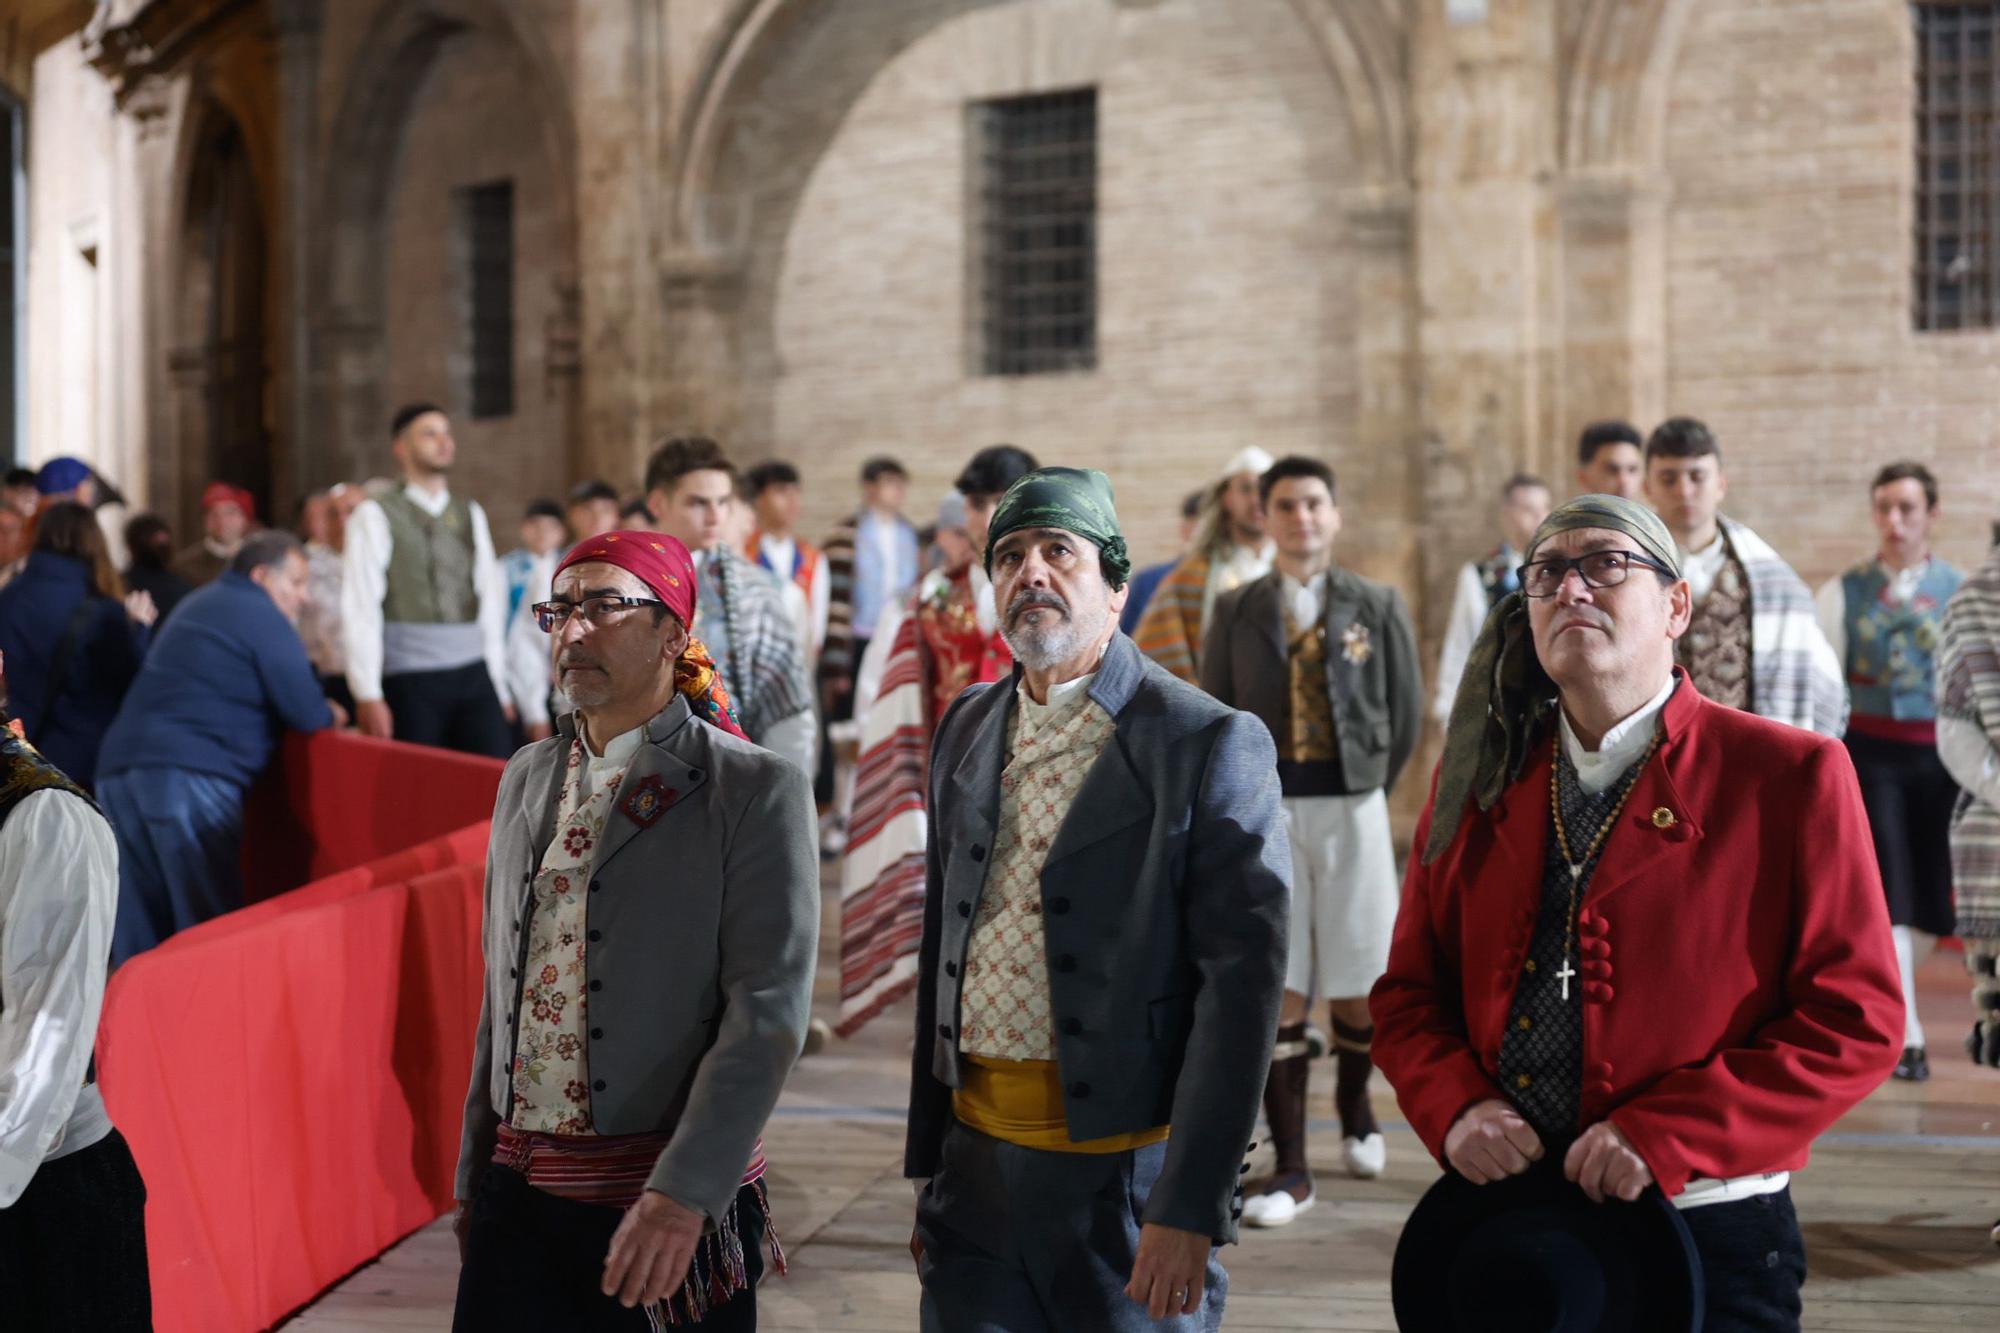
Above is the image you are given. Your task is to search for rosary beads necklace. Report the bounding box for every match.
[1548,730,1662,1000]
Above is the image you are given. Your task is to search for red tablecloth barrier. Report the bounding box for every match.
[97,732,506,1333]
[241,729,509,902]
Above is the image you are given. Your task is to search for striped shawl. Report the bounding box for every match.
[1132,553,1210,684]
[1721,517,1848,737]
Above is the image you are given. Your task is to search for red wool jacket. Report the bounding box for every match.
[1371,673,1903,1198]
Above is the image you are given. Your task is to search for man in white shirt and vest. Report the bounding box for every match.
[342,403,516,758]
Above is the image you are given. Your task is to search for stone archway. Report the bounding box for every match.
[663,0,1415,562]
[315,0,579,492]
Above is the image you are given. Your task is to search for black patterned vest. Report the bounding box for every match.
[0,729,95,825]
[1495,745,1647,1146]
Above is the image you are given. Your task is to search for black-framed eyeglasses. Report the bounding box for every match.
[532,595,664,633]
[1517,550,1675,600]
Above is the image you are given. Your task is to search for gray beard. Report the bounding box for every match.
[1004,606,1101,671]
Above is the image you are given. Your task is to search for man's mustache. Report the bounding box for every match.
[1008,588,1069,622]
[558,649,604,672]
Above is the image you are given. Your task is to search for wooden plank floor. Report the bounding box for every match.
[287,894,2000,1331]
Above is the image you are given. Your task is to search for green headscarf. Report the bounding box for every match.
[982,467,1132,590]
[1422,493,1684,865]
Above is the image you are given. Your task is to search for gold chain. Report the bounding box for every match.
[1549,730,1662,997]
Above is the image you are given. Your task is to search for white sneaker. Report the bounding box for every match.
[1241,1180,1316,1229]
[1342,1132,1386,1179]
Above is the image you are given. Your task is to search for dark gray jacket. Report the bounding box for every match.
[456,696,819,1222]
[904,632,1290,1243]
[1200,565,1424,795]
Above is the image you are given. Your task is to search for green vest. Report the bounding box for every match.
[379,489,478,625]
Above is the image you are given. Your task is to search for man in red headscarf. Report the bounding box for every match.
[171,483,255,588]
[453,531,820,1331]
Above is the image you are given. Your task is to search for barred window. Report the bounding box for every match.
[1915,3,2000,330]
[972,88,1097,376]
[453,179,515,417]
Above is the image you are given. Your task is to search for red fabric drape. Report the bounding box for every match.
[97,732,506,1333]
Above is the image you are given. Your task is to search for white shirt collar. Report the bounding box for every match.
[578,719,646,766]
[404,482,452,518]
[1015,669,1099,744]
[1279,568,1328,627]
[1558,673,1677,794]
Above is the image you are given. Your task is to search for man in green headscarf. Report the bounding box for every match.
[907,466,1290,1331]
[1370,494,1904,1330]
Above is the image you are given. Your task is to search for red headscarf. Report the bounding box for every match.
[553,531,748,740]
[202,482,255,518]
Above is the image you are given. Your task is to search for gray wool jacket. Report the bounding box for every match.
[904,631,1292,1243]
[455,695,819,1222]
[1200,563,1424,796]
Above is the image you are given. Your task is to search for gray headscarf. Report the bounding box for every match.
[1423,494,1683,864]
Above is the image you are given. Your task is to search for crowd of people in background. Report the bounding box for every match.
[5,397,2000,1329]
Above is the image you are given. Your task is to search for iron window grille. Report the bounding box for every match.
[1915,3,2000,330]
[972,88,1098,376]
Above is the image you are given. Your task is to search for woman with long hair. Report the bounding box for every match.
[0,501,157,788]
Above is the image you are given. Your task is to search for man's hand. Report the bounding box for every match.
[524,721,553,743]
[502,702,519,727]
[327,699,351,729]
[1444,1099,1544,1184]
[124,590,159,627]
[602,1189,704,1310]
[1124,1222,1210,1321]
[452,1200,472,1264]
[1563,1121,1653,1204]
[354,698,394,739]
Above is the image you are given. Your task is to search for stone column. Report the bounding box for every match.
[273,0,322,505]
[1409,0,1560,625]
[1557,173,1667,459]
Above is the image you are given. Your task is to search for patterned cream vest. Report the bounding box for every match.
[958,681,1117,1062]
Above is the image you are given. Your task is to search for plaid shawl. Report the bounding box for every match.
[1939,545,2000,938]
[1722,517,1848,737]
[1132,552,1210,684]
[698,547,813,742]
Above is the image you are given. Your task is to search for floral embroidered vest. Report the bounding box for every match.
[1840,560,1964,722]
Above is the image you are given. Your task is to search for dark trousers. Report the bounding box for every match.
[383,662,515,760]
[916,1121,1226,1333]
[1680,1187,1808,1333]
[1847,732,1960,935]
[100,767,247,966]
[0,1130,152,1331]
[454,1166,762,1332]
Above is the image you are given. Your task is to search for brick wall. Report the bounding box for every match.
[746,0,1373,574]
[1663,0,2000,587]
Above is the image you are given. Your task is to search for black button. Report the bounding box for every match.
[589,880,601,893]
[588,930,602,942]
[957,901,972,918]
[1060,1018,1082,1037]
[688,769,701,781]
[1069,1081,1090,1098]
[938,1024,953,1039]
[1047,897,1070,915]
[1055,955,1076,973]
[593,1079,607,1092]
[945,961,958,978]
[511,922,520,933]
[589,980,603,993]
[971,845,986,863]
[591,1027,604,1040]
[508,968,517,979]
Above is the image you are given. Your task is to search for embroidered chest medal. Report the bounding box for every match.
[621,775,678,828]
[1341,622,1374,666]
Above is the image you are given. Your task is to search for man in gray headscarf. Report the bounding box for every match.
[1372,494,1903,1332]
